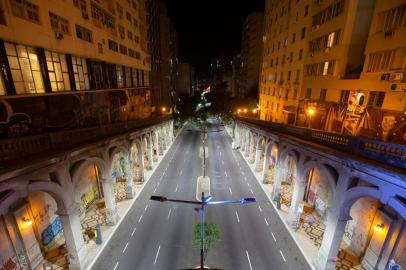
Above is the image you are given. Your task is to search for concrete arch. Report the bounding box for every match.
[108,143,130,164]
[388,197,406,220]
[340,186,382,219]
[279,147,300,169]
[70,157,107,186]
[300,161,338,195]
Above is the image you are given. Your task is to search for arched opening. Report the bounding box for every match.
[111,152,129,203]
[254,137,267,172]
[263,142,278,184]
[143,135,152,170]
[0,187,70,270]
[130,141,143,182]
[280,153,297,209]
[337,193,406,270]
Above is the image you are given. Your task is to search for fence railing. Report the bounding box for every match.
[0,116,171,165]
[236,117,406,169]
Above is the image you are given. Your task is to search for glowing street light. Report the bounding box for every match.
[243,108,248,113]
[237,108,241,114]
[307,107,316,128]
[162,107,167,112]
[252,109,257,114]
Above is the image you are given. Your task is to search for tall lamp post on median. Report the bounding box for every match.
[150,193,256,270]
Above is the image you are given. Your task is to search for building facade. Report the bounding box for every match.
[176,62,192,97]
[240,12,264,98]
[231,53,243,97]
[0,0,153,140]
[259,0,406,145]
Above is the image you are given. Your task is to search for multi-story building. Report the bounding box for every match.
[259,0,311,124]
[210,56,232,90]
[259,0,406,146]
[176,62,192,97]
[240,11,264,98]
[146,1,178,111]
[0,0,152,140]
[231,54,243,97]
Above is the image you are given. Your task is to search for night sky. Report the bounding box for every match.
[161,0,265,77]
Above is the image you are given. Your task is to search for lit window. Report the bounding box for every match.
[45,51,71,92]
[323,61,329,75]
[5,42,44,94]
[116,65,124,88]
[72,56,89,90]
[327,32,335,47]
[0,75,5,95]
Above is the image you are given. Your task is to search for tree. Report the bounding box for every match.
[193,222,221,262]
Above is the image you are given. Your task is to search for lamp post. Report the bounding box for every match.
[150,193,256,269]
[307,108,315,129]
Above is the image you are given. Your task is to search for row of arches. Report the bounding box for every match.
[235,123,406,270]
[0,120,174,270]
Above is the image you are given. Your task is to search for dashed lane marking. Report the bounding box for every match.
[113,261,119,270]
[280,250,287,262]
[167,208,172,220]
[131,227,136,237]
[122,242,129,253]
[271,232,276,242]
[154,245,161,265]
[246,250,253,270]
[138,215,143,223]
[258,205,262,212]
[264,218,269,226]
[235,211,240,223]
[229,187,232,195]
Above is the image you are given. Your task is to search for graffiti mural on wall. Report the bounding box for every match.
[300,95,406,145]
[41,216,62,246]
[0,89,151,139]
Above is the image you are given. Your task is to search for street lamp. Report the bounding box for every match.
[150,193,256,270]
[307,108,315,128]
[162,107,167,112]
[243,108,248,113]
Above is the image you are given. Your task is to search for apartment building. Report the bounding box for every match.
[259,0,406,145]
[0,0,152,139]
[240,11,264,98]
[259,0,311,123]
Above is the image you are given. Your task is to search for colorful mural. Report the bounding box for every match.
[41,217,62,246]
[0,89,151,139]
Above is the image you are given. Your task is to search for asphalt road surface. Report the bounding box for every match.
[90,121,311,270]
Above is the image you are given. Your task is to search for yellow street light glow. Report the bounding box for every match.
[243,108,248,113]
[237,109,241,113]
[22,217,33,227]
[374,223,384,233]
[162,107,166,112]
[307,108,315,116]
[253,109,257,113]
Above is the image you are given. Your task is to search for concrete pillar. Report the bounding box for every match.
[125,159,135,199]
[158,133,164,156]
[147,138,153,169]
[262,146,270,183]
[137,143,145,181]
[313,169,352,270]
[57,203,88,270]
[254,145,263,172]
[245,134,251,157]
[101,178,119,225]
[271,162,283,199]
[287,176,306,229]
[248,137,255,163]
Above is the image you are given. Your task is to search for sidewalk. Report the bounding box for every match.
[225,125,363,270]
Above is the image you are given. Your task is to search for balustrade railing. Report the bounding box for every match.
[0,116,171,165]
[236,117,406,169]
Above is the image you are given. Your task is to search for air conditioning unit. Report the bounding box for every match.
[311,25,320,32]
[389,72,404,81]
[82,12,89,19]
[55,32,64,39]
[390,83,398,91]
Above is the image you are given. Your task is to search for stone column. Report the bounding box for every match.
[57,203,88,270]
[152,133,158,162]
[262,146,270,183]
[245,135,251,157]
[147,138,154,169]
[125,159,135,199]
[101,178,119,225]
[313,169,352,270]
[158,134,164,156]
[254,143,263,172]
[271,162,283,199]
[287,176,306,229]
[248,137,255,163]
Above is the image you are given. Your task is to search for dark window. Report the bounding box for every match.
[301,27,306,39]
[119,44,127,55]
[368,91,385,107]
[0,2,7,25]
[319,88,327,101]
[76,24,92,42]
[340,90,350,103]
[305,88,312,99]
[292,32,296,43]
[304,5,309,17]
[11,0,40,23]
[49,12,70,34]
[108,39,118,52]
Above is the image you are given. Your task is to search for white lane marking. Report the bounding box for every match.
[280,250,287,262]
[235,211,240,223]
[122,242,129,253]
[222,160,224,165]
[175,184,178,192]
[154,245,161,265]
[250,189,254,194]
[167,208,172,220]
[131,227,137,236]
[153,187,157,193]
[242,171,245,175]
[264,218,269,226]
[246,250,253,270]
[258,205,262,212]
[219,151,221,156]
[271,232,276,242]
[225,171,228,177]
[138,215,143,223]
[144,204,149,212]
[229,187,232,195]
[179,170,182,175]
[113,261,119,270]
